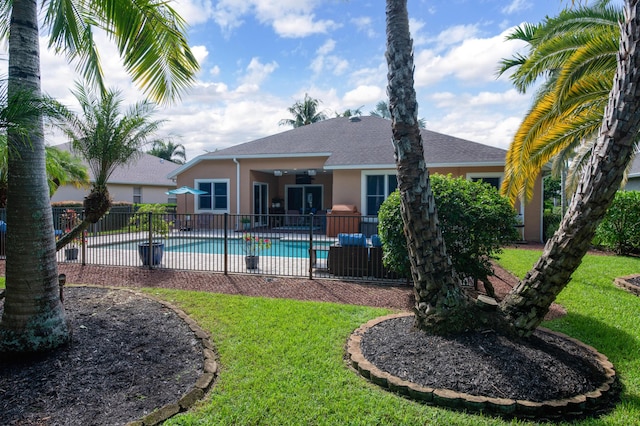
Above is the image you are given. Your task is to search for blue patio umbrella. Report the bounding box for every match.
[166,186,207,215]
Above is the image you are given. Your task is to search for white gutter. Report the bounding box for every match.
[233,157,240,230]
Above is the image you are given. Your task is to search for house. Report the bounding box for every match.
[50,143,179,204]
[168,116,544,242]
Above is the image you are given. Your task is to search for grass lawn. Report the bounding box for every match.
[1,250,639,424]
[143,248,640,426]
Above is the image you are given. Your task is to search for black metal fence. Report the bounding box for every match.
[0,209,407,284]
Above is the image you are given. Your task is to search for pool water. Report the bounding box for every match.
[108,237,332,259]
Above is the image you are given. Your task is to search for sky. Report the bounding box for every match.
[0,0,625,162]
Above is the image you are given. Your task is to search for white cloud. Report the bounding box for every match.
[211,0,339,38]
[272,14,341,38]
[342,85,384,107]
[190,45,209,66]
[210,65,221,76]
[310,39,349,76]
[423,88,531,150]
[351,16,376,38]
[173,0,215,25]
[414,26,528,87]
[501,0,533,15]
[241,57,278,86]
[433,24,480,50]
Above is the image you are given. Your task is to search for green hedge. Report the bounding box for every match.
[593,190,640,255]
[378,174,519,285]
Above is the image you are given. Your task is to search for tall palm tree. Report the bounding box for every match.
[0,0,198,354]
[54,83,164,250]
[278,93,328,128]
[498,1,622,204]
[386,0,475,334]
[148,139,187,164]
[385,0,640,337]
[0,84,88,207]
[500,0,640,335]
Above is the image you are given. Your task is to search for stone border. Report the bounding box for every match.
[346,312,617,420]
[71,286,219,426]
[614,274,640,296]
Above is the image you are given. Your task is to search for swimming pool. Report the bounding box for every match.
[105,237,332,259]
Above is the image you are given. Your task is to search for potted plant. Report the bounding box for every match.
[240,216,251,230]
[130,204,172,266]
[241,233,272,269]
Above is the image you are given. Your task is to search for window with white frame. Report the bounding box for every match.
[363,172,397,215]
[195,179,230,212]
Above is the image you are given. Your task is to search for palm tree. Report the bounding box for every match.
[497,1,621,204]
[0,84,88,207]
[370,99,427,128]
[278,93,328,127]
[44,146,90,197]
[386,0,640,337]
[500,0,640,335]
[385,0,474,334]
[334,107,363,118]
[148,140,187,164]
[370,100,391,119]
[0,0,198,354]
[54,83,164,250]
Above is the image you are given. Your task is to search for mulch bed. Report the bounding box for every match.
[0,287,203,426]
[360,315,609,403]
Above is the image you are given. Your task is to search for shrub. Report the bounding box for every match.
[593,190,640,255]
[543,210,562,242]
[378,174,519,287]
[129,204,172,240]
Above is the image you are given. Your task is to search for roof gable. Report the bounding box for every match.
[53,142,179,186]
[171,116,507,177]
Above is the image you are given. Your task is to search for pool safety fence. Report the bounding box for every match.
[3,210,406,283]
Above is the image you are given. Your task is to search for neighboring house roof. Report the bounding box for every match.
[169,116,507,178]
[53,142,179,187]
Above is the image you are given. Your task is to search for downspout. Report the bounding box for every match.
[233,157,240,230]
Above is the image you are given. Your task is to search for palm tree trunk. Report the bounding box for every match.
[500,0,640,336]
[0,0,70,353]
[386,0,471,333]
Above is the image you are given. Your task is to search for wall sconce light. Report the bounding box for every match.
[274,170,283,176]
[307,169,316,176]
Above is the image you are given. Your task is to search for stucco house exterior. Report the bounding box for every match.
[50,143,179,205]
[169,116,544,242]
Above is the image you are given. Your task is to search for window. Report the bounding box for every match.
[133,187,142,204]
[363,172,397,215]
[167,188,177,205]
[195,179,229,212]
[466,173,503,190]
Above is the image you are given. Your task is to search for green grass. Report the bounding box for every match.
[138,248,640,425]
[3,250,640,424]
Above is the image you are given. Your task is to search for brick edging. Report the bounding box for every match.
[70,286,218,426]
[346,312,616,420]
[614,275,640,296]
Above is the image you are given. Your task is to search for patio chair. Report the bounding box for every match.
[327,233,369,277]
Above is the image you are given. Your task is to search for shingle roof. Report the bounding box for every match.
[53,142,179,186]
[170,116,507,177]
